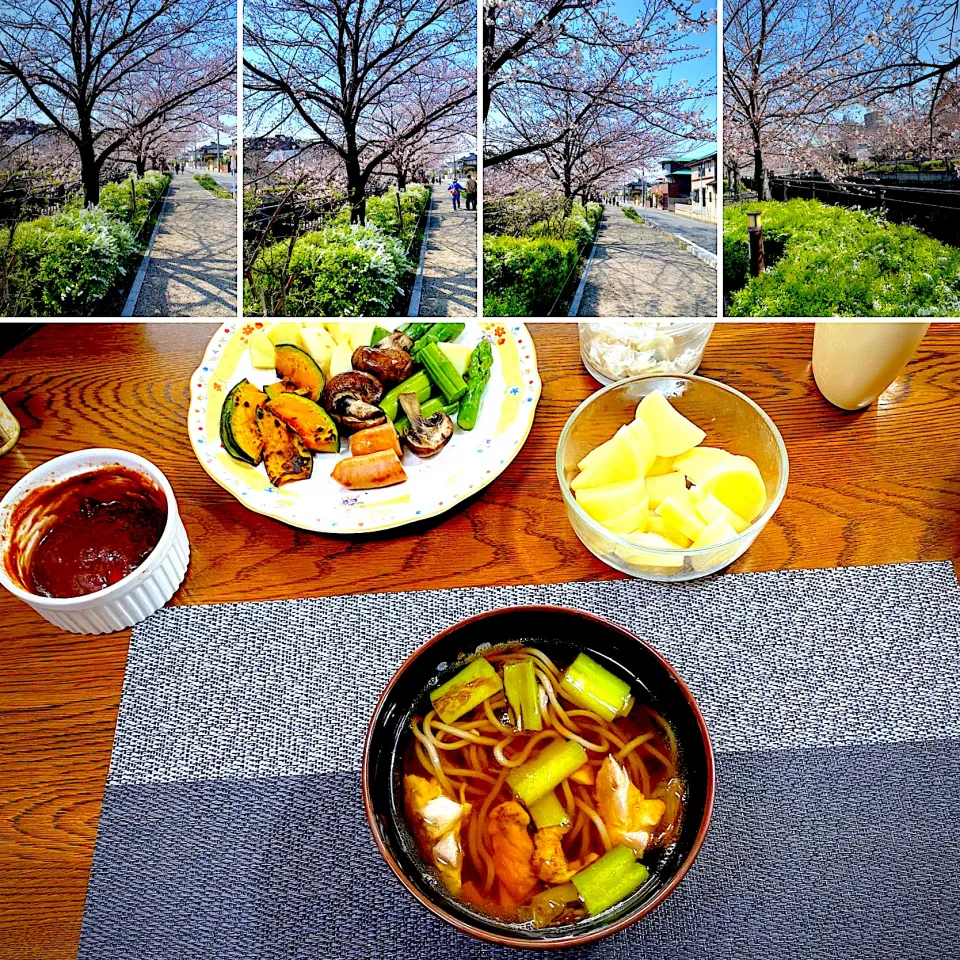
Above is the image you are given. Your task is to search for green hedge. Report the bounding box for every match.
[98,172,170,232]
[365,185,430,246]
[482,235,579,316]
[194,173,233,199]
[724,199,960,316]
[2,207,137,315]
[585,202,602,229]
[246,223,409,317]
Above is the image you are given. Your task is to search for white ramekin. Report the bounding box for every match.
[0,449,190,634]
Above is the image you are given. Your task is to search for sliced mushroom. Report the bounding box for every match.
[352,345,414,385]
[375,330,414,353]
[398,392,454,458]
[322,371,386,433]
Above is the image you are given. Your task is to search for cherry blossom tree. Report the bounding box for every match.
[368,72,476,189]
[0,0,236,204]
[244,0,476,224]
[111,75,234,177]
[484,0,715,170]
[495,74,707,200]
[724,0,960,197]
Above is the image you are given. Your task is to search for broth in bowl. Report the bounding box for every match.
[402,644,684,930]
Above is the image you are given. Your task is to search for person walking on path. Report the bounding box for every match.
[417,182,477,316]
[464,175,477,211]
[447,178,462,210]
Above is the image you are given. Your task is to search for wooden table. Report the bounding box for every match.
[1,321,958,958]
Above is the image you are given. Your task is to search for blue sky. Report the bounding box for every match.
[610,0,718,125]
[608,0,717,177]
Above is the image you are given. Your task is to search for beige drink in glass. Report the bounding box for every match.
[0,396,20,456]
[812,322,931,410]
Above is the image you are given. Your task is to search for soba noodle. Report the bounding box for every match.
[402,645,684,927]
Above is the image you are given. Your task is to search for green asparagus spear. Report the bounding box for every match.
[381,371,432,421]
[410,323,467,359]
[419,341,468,403]
[411,333,440,359]
[425,322,466,343]
[457,339,493,431]
[402,322,433,341]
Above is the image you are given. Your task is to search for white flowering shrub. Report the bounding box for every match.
[247,222,411,317]
[6,206,137,315]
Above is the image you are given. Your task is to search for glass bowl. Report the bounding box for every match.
[578,322,715,384]
[556,375,789,582]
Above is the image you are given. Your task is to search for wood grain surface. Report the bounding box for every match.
[1,320,958,958]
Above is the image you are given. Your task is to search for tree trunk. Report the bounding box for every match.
[482,22,493,122]
[347,168,366,225]
[136,156,146,177]
[752,132,768,201]
[79,141,100,205]
[397,167,407,190]
[345,137,366,223]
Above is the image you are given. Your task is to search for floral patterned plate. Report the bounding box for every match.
[188,322,541,533]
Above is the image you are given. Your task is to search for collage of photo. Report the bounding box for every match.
[1,0,960,319]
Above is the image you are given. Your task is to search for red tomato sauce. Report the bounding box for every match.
[8,467,167,599]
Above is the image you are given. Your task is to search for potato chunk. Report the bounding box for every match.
[575,478,646,523]
[673,446,733,485]
[247,329,275,369]
[635,390,705,458]
[657,495,707,542]
[572,426,648,490]
[645,470,687,508]
[692,516,739,548]
[602,497,649,535]
[695,491,749,533]
[699,455,767,523]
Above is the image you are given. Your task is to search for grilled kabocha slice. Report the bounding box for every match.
[264,380,309,402]
[264,393,339,453]
[220,378,267,465]
[259,410,313,486]
[274,343,324,402]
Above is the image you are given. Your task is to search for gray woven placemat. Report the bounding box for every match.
[80,562,960,959]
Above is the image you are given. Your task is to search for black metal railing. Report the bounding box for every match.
[769,176,960,247]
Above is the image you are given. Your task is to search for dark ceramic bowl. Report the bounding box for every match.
[362,605,715,950]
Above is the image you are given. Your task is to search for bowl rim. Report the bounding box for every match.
[0,448,179,607]
[361,604,716,950]
[555,373,790,557]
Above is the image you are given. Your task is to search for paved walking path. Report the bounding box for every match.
[577,205,717,317]
[132,171,237,317]
[628,205,718,254]
[417,183,477,316]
